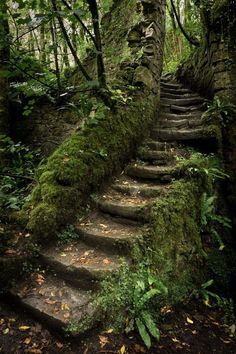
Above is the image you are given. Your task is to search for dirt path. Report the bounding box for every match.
[0,300,235,354]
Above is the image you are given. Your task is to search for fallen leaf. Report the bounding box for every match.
[172,337,180,343]
[0,318,5,325]
[5,249,17,255]
[229,324,236,335]
[56,342,64,348]
[35,274,45,285]
[45,299,57,305]
[134,343,146,353]
[120,345,126,354]
[38,288,46,296]
[99,335,109,348]
[24,337,32,345]
[103,258,110,265]
[186,317,193,324]
[3,328,9,334]
[104,328,113,334]
[60,253,67,257]
[63,312,70,319]
[61,303,70,311]
[19,326,31,331]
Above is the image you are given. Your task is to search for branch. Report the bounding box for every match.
[61,0,98,50]
[170,0,200,47]
[13,18,51,43]
[51,0,92,81]
[87,0,107,88]
[0,172,35,181]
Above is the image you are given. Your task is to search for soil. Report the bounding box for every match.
[0,300,235,354]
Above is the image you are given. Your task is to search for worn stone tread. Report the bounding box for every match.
[160,81,182,89]
[159,118,203,129]
[111,175,169,197]
[10,274,95,332]
[76,212,143,253]
[161,92,199,99]
[40,242,125,289]
[94,189,152,221]
[126,162,176,181]
[141,139,176,151]
[152,127,213,142]
[161,97,204,106]
[160,112,202,121]
[137,148,175,164]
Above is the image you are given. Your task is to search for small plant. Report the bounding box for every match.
[203,96,236,127]
[126,272,168,348]
[193,279,221,307]
[0,135,40,216]
[200,192,231,250]
[56,225,79,245]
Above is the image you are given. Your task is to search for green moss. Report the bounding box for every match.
[25,92,156,239]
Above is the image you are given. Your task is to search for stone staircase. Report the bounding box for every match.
[8,79,215,335]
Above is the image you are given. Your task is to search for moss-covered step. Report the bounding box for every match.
[152,127,214,142]
[161,87,193,95]
[160,92,199,99]
[125,162,177,181]
[161,97,204,106]
[40,242,126,290]
[76,212,143,254]
[159,117,203,129]
[159,112,202,121]
[93,189,151,221]
[111,175,170,197]
[137,147,176,165]
[141,139,176,151]
[10,274,95,334]
[160,82,183,89]
[161,103,206,113]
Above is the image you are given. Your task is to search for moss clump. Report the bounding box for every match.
[25,92,156,239]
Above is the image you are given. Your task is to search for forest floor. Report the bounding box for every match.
[0,299,235,354]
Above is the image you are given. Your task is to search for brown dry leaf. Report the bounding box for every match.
[24,337,32,345]
[5,249,17,255]
[58,290,63,297]
[103,258,110,265]
[35,274,45,285]
[45,299,57,305]
[0,318,5,325]
[99,335,109,348]
[56,342,64,349]
[172,337,180,343]
[104,328,113,334]
[63,312,70,319]
[19,325,31,331]
[192,330,197,335]
[134,343,146,353]
[38,288,46,296]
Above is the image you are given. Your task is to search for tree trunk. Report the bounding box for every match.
[0,0,10,136]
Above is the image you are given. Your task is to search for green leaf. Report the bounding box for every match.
[136,318,151,349]
[138,288,159,308]
[141,311,160,341]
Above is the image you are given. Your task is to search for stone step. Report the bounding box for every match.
[141,139,175,151]
[161,97,204,106]
[161,87,192,95]
[159,118,203,129]
[160,81,182,89]
[40,242,124,290]
[159,112,202,121]
[94,190,150,221]
[161,92,199,99]
[76,212,142,254]
[151,127,211,142]
[137,147,175,165]
[161,103,206,113]
[126,162,176,181]
[10,274,95,334]
[111,175,168,198]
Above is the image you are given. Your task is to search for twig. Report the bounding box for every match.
[0,173,35,181]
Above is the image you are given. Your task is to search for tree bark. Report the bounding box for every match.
[0,0,10,135]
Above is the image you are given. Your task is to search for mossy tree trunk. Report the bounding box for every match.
[0,0,10,136]
[22,0,167,239]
